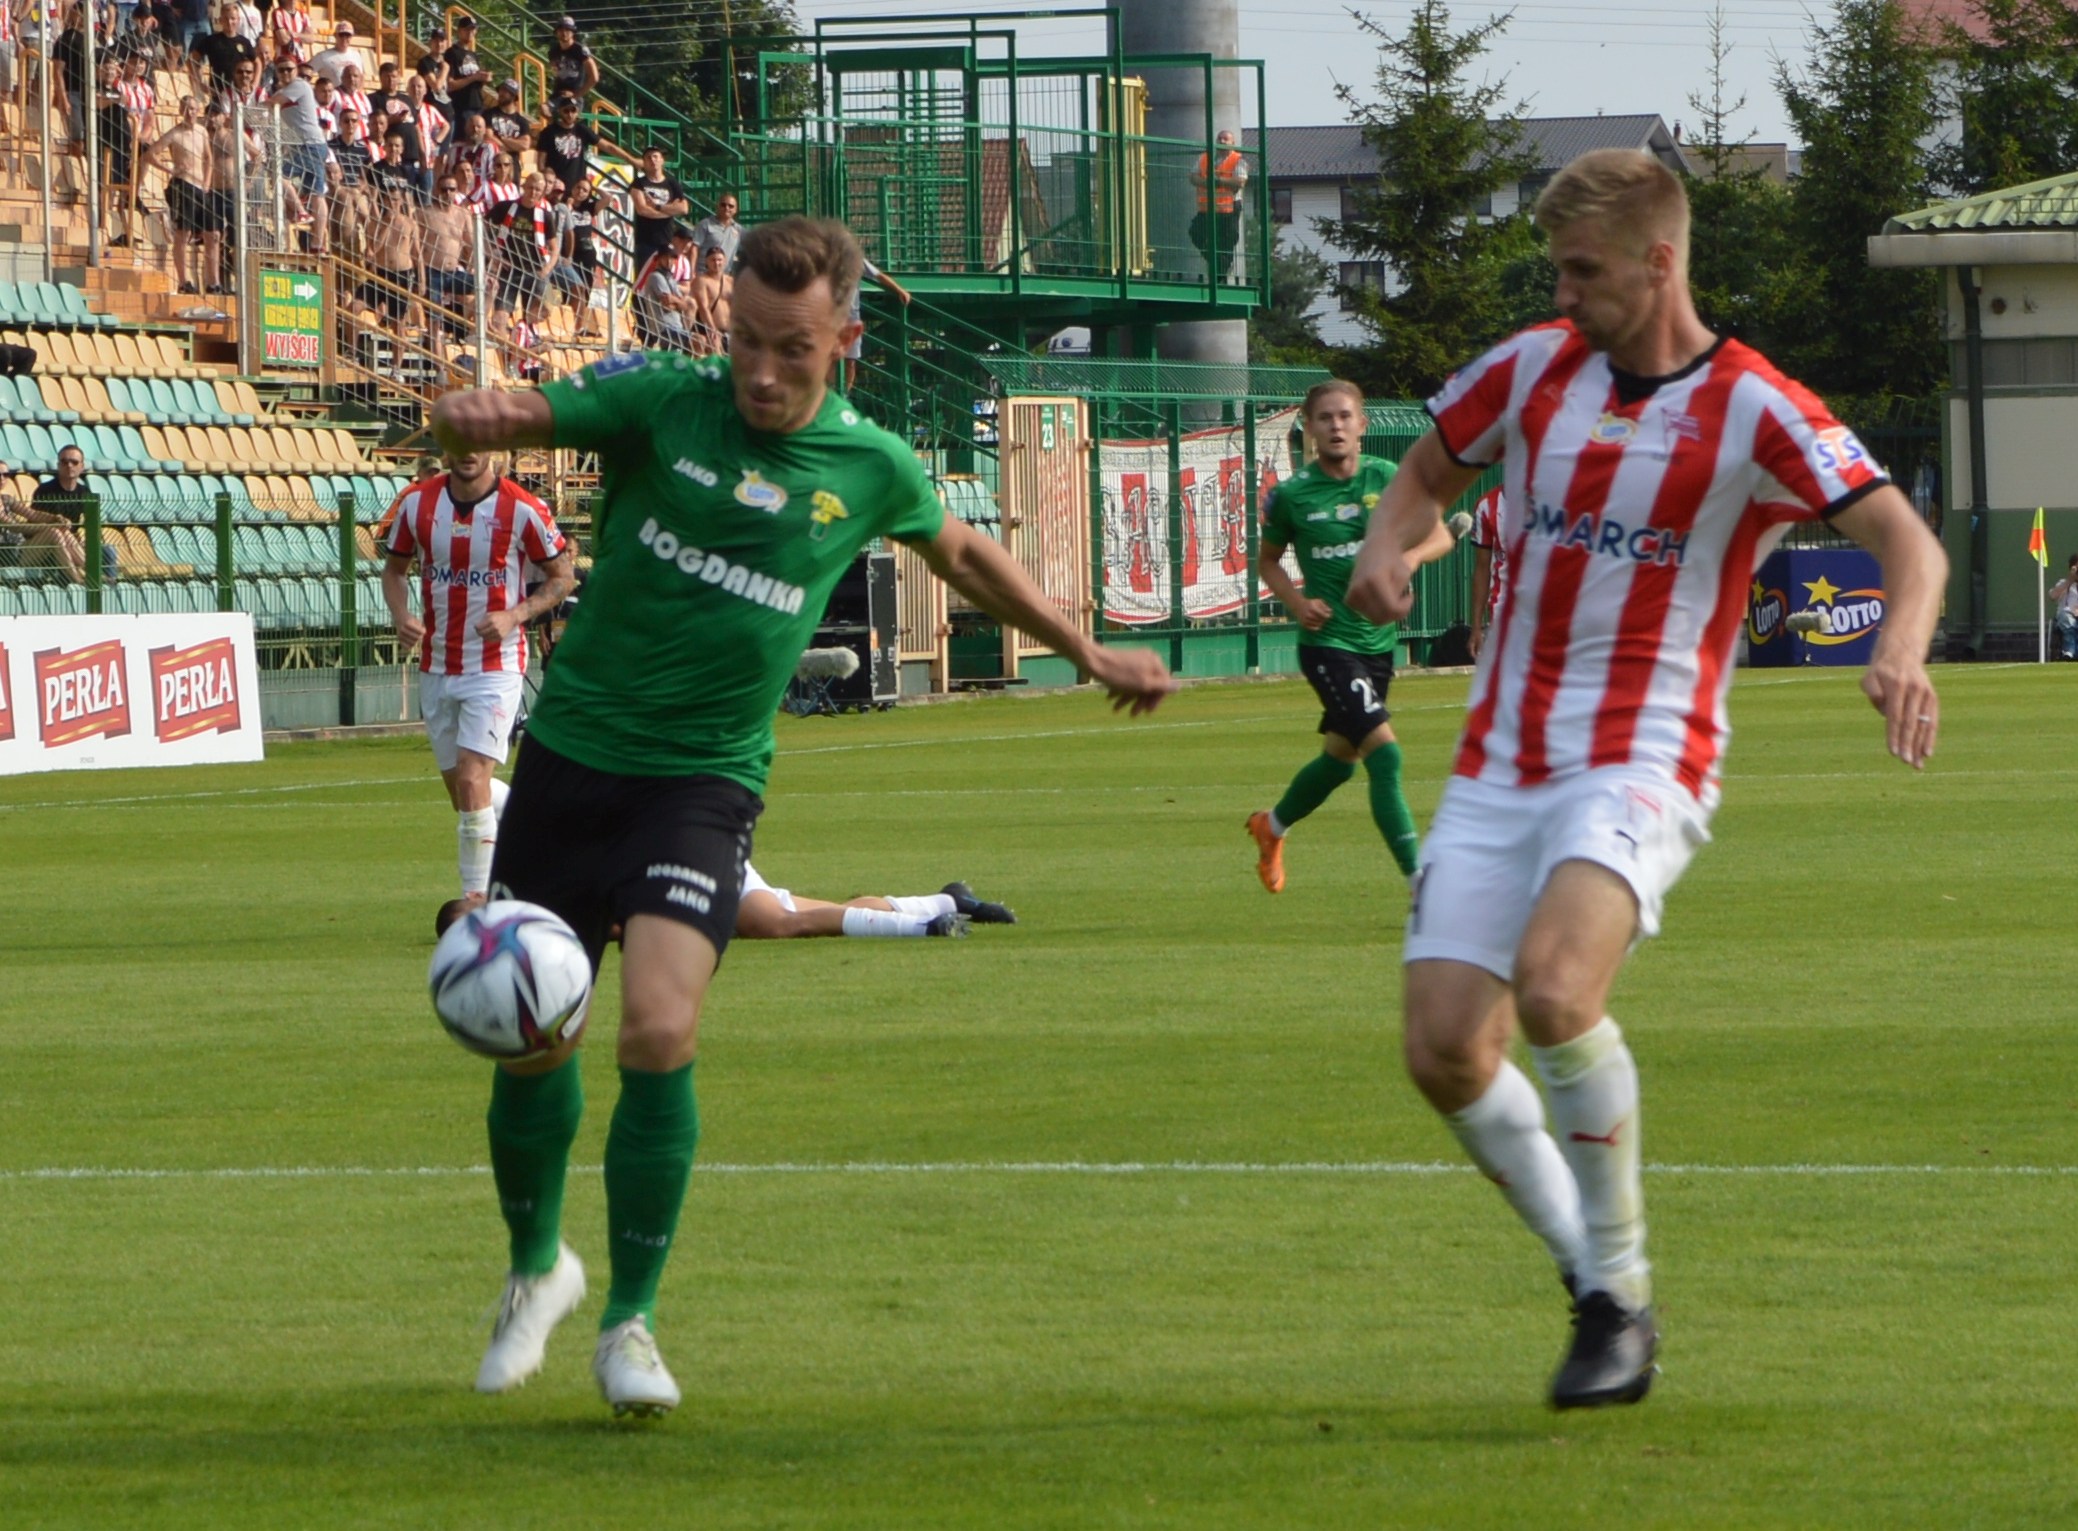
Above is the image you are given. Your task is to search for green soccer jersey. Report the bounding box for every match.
[527,352,945,790]
[1261,454,1398,654]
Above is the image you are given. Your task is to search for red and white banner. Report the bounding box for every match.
[0,614,264,776]
[1098,407,1300,625]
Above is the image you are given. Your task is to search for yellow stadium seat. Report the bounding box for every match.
[140,424,182,467]
[233,380,264,419]
[34,330,80,375]
[285,476,325,520]
[224,427,263,470]
[259,474,295,518]
[197,426,236,474]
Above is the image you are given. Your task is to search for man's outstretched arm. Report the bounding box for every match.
[1830,485,1947,770]
[1346,430,1481,626]
[904,516,1176,715]
[430,388,556,453]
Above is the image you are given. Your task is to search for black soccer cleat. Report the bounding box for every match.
[942,881,1017,925]
[1550,1291,1658,1410]
[924,912,972,938]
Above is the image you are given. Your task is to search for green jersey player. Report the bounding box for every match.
[428,216,1174,1420]
[1247,380,1454,891]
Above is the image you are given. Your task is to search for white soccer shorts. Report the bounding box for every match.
[739,861,796,912]
[420,671,525,772]
[1403,766,1714,981]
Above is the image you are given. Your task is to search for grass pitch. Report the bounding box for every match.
[3,664,2075,1528]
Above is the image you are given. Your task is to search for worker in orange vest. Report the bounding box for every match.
[1188,128,1249,282]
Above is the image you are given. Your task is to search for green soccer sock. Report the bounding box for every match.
[486,1056,584,1278]
[600,1062,700,1331]
[1364,742,1421,875]
[1272,752,1355,831]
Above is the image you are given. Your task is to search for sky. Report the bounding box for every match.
[785,0,1826,146]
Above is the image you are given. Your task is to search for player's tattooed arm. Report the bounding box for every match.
[906,517,1177,715]
[430,388,557,454]
[1348,430,1481,626]
[475,550,577,642]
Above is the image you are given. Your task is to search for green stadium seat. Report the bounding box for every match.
[0,281,23,325]
[22,423,63,472]
[48,284,110,329]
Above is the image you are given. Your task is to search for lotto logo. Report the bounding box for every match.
[35,639,132,747]
[150,636,243,742]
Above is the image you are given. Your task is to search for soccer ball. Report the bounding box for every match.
[428,901,593,1061]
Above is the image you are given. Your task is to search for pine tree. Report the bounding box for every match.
[1683,4,1794,347]
[1248,245,1333,368]
[1773,0,1944,398]
[1317,0,1538,398]
[1926,0,2078,196]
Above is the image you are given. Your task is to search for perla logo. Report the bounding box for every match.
[734,469,788,514]
[674,458,719,489]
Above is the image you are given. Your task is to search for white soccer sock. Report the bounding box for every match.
[488,776,510,823]
[885,893,955,918]
[1265,808,1290,838]
[458,806,498,897]
[841,907,932,938]
[1445,1060,1589,1280]
[1533,1018,1649,1312]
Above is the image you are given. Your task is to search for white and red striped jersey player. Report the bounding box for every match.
[382,471,568,676]
[1469,485,1508,625]
[1428,321,1886,804]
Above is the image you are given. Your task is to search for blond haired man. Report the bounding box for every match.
[1347,149,1947,1409]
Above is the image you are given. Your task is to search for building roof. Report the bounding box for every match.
[1244,114,1690,183]
[1889,168,2078,231]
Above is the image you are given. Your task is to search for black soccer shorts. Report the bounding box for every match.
[1297,642,1396,747]
[490,734,761,967]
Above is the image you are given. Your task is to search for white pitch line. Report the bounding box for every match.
[0,774,429,813]
[3,1160,2074,1184]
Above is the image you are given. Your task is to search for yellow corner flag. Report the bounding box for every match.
[2030,507,2049,567]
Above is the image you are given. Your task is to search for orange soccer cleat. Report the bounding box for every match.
[1245,810,1286,893]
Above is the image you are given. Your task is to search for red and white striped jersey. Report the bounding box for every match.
[1430,321,1887,801]
[1470,485,1508,622]
[383,473,567,676]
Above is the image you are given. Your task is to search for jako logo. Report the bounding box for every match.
[1747,585,1787,643]
[636,518,806,613]
[1807,588,1886,645]
[674,458,719,488]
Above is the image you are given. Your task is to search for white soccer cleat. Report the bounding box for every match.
[474,1242,587,1394]
[593,1316,681,1419]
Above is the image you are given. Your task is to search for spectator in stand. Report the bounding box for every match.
[559,172,606,337]
[0,4,22,131]
[225,0,259,44]
[2052,554,2078,662]
[26,444,93,583]
[472,149,517,213]
[54,2,88,159]
[545,180,591,312]
[368,123,415,196]
[362,162,422,332]
[414,23,450,105]
[218,53,263,114]
[334,60,372,144]
[94,55,139,241]
[545,14,595,101]
[327,104,374,257]
[421,170,477,341]
[484,78,531,156]
[122,2,168,67]
[485,171,557,328]
[840,258,911,391]
[117,47,156,143]
[533,92,632,198]
[632,220,696,352]
[398,70,447,200]
[442,13,491,132]
[690,188,742,274]
[628,142,687,271]
[188,2,253,92]
[204,101,241,284]
[309,70,340,138]
[367,57,404,126]
[144,92,221,292]
[270,53,329,250]
[176,0,213,55]
[308,19,363,86]
[443,107,495,186]
[687,242,731,357]
[1,445,86,582]
[268,0,310,64]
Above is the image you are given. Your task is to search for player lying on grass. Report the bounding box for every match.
[1345,148,1945,1412]
[427,213,1174,1421]
[437,867,1015,941]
